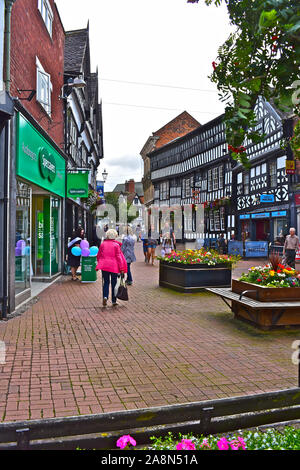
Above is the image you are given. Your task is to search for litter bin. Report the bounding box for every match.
[81,256,97,283]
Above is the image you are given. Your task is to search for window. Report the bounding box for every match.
[208,169,212,191]
[38,0,53,37]
[160,181,169,200]
[36,57,52,115]
[270,161,277,188]
[213,167,219,190]
[81,144,88,167]
[237,172,243,185]
[244,172,249,195]
[214,210,220,231]
[218,165,224,189]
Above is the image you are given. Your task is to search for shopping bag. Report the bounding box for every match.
[114,275,121,298]
[117,276,129,301]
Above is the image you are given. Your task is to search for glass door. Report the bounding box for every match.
[50,197,61,275]
[32,195,51,277]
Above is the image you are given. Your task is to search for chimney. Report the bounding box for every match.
[125,179,135,193]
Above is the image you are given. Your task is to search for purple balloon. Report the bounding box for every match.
[81,248,90,257]
[80,240,89,249]
[15,247,22,257]
[17,239,26,248]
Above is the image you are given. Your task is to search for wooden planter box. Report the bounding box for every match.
[232,279,300,302]
[159,261,232,293]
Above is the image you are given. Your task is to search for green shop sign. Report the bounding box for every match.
[16,113,66,197]
[67,170,89,198]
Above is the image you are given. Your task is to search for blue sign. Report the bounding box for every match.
[251,213,270,219]
[271,211,287,217]
[228,240,243,256]
[96,181,104,198]
[260,194,275,203]
[245,241,268,258]
[240,214,250,220]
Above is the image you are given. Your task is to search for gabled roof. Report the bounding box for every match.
[113,182,144,197]
[65,27,89,74]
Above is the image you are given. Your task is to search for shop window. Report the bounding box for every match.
[38,0,53,37]
[36,57,52,115]
[15,181,31,295]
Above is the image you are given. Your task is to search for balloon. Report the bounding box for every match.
[80,240,89,249]
[17,239,26,248]
[89,246,99,257]
[15,247,22,257]
[71,246,82,256]
[81,248,90,257]
[25,246,31,256]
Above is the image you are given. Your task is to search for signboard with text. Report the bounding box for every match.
[245,241,268,258]
[67,171,89,198]
[286,160,296,175]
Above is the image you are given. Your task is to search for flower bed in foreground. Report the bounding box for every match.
[145,427,300,450]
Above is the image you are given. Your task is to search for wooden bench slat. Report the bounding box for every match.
[206,288,300,308]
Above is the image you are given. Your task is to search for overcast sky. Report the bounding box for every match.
[55,0,233,191]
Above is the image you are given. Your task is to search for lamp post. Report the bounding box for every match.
[102,168,108,183]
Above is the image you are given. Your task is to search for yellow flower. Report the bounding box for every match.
[269,270,275,276]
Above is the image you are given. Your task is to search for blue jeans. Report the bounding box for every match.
[102,271,118,303]
[127,263,132,283]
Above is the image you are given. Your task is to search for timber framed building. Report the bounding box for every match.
[149,98,296,244]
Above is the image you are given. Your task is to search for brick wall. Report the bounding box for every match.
[10,0,65,148]
[154,111,201,149]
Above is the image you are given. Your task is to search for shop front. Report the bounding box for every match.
[15,113,66,305]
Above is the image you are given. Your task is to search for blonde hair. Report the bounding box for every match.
[106,229,118,240]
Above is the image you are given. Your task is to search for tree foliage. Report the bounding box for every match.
[189,0,300,165]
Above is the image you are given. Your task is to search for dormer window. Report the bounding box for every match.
[38,0,53,37]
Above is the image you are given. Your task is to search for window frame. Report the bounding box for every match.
[36,57,52,116]
[38,0,54,37]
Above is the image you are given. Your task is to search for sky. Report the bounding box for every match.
[55,0,233,191]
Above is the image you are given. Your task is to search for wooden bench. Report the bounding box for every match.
[206,287,300,329]
[1,387,300,449]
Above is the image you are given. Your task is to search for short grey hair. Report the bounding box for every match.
[106,229,118,240]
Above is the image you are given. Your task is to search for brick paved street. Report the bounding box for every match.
[0,244,299,422]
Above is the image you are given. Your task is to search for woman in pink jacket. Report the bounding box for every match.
[96,229,127,307]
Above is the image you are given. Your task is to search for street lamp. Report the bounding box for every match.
[59,76,87,99]
[102,168,108,183]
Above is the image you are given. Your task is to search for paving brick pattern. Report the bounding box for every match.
[0,245,299,422]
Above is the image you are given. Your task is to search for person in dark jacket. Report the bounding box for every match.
[67,228,83,281]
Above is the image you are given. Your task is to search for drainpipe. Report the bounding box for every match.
[4,0,15,93]
[1,0,15,318]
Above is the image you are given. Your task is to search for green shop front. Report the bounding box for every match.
[15,113,66,303]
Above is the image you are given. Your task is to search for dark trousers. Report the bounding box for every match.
[127,263,132,283]
[102,271,118,303]
[285,249,296,268]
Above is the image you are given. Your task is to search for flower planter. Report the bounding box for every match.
[232,279,300,302]
[159,260,232,293]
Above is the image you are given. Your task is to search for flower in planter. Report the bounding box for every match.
[176,439,196,450]
[116,434,137,449]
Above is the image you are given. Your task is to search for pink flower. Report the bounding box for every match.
[217,437,229,450]
[176,439,196,450]
[229,437,246,450]
[116,435,137,449]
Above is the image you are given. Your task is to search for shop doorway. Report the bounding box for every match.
[31,191,61,280]
[254,219,270,241]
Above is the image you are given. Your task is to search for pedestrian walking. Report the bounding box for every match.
[121,226,136,285]
[283,227,300,268]
[96,229,127,307]
[161,232,174,257]
[147,225,158,265]
[141,229,148,263]
[67,228,83,281]
[217,233,226,254]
